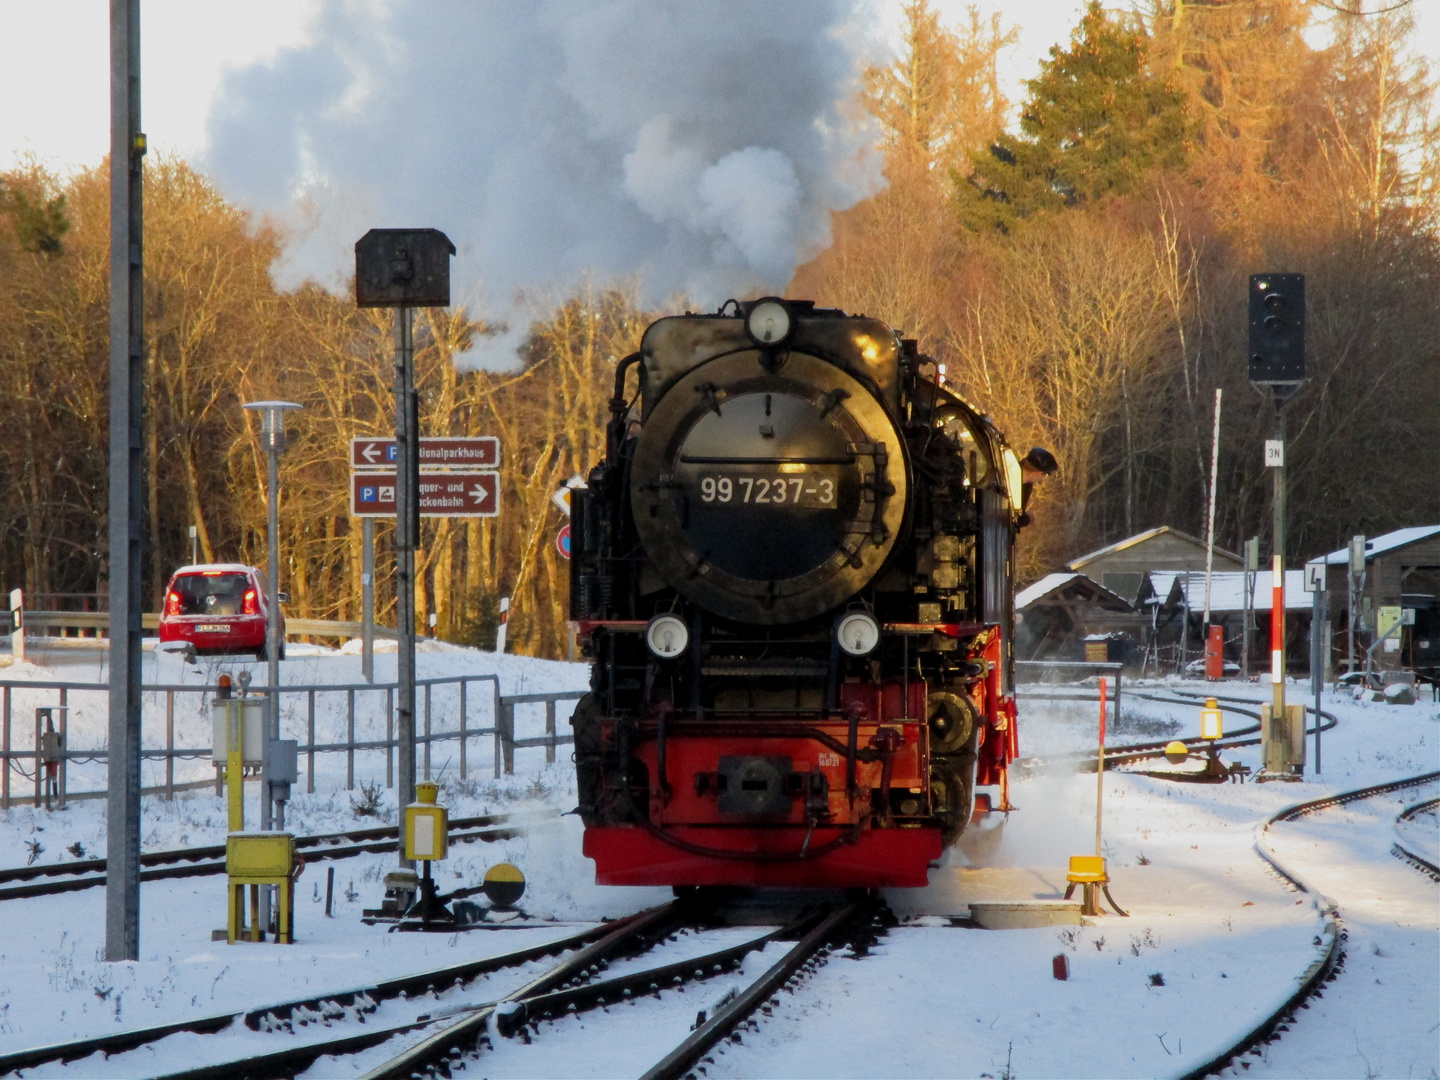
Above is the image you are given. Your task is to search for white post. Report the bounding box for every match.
[8,589,21,663]
[1202,388,1222,627]
[496,596,510,653]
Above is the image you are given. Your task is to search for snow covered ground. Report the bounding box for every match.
[0,642,1435,1079]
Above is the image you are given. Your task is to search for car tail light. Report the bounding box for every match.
[243,589,259,615]
[165,591,181,616]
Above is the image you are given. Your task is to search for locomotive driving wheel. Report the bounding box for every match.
[630,351,909,625]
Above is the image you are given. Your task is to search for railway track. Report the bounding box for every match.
[355,894,877,1080]
[0,813,536,902]
[0,907,649,1078]
[1392,795,1440,880]
[0,894,878,1080]
[1015,686,1338,772]
[1177,769,1440,1080]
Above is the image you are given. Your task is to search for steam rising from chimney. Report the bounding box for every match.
[204,1,882,367]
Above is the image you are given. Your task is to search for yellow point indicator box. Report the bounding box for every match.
[227,832,295,877]
[405,781,448,861]
[1200,698,1224,741]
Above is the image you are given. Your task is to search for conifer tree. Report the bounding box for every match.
[958,1,1192,231]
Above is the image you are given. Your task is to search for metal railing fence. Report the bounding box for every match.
[0,675,584,810]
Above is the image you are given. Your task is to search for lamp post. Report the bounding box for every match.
[242,401,301,824]
[243,401,300,938]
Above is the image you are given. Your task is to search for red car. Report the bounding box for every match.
[158,564,285,660]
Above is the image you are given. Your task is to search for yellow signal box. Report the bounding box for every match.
[226,832,296,943]
[405,781,448,861]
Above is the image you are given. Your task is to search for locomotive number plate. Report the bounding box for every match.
[696,470,839,507]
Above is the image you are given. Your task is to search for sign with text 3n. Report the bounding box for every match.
[1264,440,1284,467]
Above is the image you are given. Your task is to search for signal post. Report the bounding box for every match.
[1249,273,1306,779]
[354,229,456,859]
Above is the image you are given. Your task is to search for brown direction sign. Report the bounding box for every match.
[351,471,499,518]
[350,436,500,470]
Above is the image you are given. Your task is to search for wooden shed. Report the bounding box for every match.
[1068,526,1243,607]
[1014,572,1136,665]
[1310,525,1440,676]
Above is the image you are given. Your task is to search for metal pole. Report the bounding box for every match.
[1095,677,1107,857]
[106,0,144,964]
[263,444,281,835]
[1242,538,1257,681]
[1347,535,1366,678]
[165,690,174,799]
[1312,587,1326,775]
[1269,398,1287,764]
[362,517,375,683]
[2,686,9,810]
[395,304,417,866]
[1202,388,1222,627]
[58,692,68,810]
[307,689,315,794]
[459,680,467,780]
[1179,571,1190,674]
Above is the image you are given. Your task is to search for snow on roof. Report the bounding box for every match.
[1169,570,1312,612]
[1316,525,1440,565]
[1016,572,1081,609]
[1067,525,1240,570]
[1015,572,1131,611]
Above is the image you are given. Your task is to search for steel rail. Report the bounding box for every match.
[1175,770,1440,1080]
[639,897,874,1080]
[0,911,649,1077]
[1392,795,1440,881]
[1015,687,1339,772]
[0,813,514,886]
[353,901,689,1080]
[0,817,535,904]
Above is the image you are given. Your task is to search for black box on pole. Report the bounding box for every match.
[355,229,456,308]
[1248,273,1305,384]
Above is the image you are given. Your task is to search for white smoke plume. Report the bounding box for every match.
[203,1,884,367]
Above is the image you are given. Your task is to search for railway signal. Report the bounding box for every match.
[1248,274,1306,385]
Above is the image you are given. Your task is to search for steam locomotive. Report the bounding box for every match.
[569,298,1055,889]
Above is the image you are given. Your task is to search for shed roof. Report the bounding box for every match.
[1315,525,1440,565]
[1016,572,1133,612]
[1165,570,1312,613]
[1067,525,1241,571]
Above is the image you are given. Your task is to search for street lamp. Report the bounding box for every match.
[242,401,301,824]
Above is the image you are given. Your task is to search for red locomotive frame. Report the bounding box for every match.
[581,628,1017,888]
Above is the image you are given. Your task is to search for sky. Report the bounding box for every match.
[1,0,1433,178]
[0,0,1434,364]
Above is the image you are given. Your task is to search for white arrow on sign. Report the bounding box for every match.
[469,481,495,512]
[361,441,382,464]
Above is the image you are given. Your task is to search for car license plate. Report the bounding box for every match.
[196,623,231,633]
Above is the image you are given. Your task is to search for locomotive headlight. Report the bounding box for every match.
[645,614,690,660]
[836,611,880,657]
[746,298,793,347]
